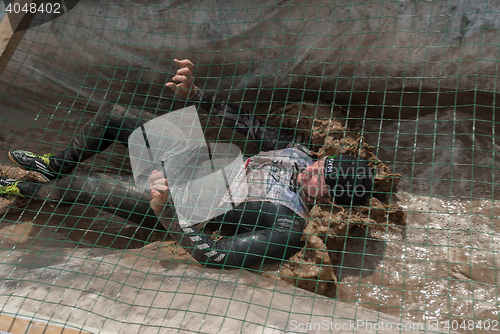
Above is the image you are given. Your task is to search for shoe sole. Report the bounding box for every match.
[8,150,23,169]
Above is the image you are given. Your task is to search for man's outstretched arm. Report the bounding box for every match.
[166,59,307,151]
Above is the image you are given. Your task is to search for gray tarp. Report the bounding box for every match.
[1,0,500,116]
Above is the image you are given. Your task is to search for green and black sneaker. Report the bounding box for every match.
[0,177,23,197]
[8,150,58,181]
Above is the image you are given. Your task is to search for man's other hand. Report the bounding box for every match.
[166,59,198,99]
[149,170,170,214]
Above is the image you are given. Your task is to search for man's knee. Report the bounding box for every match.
[99,103,128,117]
[100,103,155,123]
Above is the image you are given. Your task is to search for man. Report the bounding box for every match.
[0,59,373,267]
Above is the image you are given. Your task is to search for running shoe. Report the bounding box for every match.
[0,177,23,197]
[8,150,58,181]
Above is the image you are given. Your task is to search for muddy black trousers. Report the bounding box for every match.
[18,103,166,229]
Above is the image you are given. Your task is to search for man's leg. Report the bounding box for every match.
[15,173,169,230]
[51,103,157,174]
[10,103,156,178]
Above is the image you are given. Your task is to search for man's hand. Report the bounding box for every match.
[166,59,198,100]
[149,170,170,214]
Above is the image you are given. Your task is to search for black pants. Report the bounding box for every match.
[19,103,167,229]
[50,103,155,174]
[19,173,164,229]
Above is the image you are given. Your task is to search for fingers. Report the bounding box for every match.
[175,66,193,77]
[149,170,170,214]
[171,73,192,86]
[166,58,198,99]
[174,58,195,73]
[150,189,168,200]
[150,181,168,192]
[170,67,193,84]
[148,170,169,192]
[148,170,163,184]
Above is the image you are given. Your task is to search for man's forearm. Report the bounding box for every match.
[156,214,233,266]
[155,201,306,268]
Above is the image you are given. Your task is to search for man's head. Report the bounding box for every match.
[297,154,373,205]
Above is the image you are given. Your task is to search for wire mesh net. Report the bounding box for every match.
[0,1,498,333]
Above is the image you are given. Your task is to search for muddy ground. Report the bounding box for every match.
[1,99,497,332]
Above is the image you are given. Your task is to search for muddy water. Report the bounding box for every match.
[363,108,499,199]
[336,109,500,330]
[0,100,498,332]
